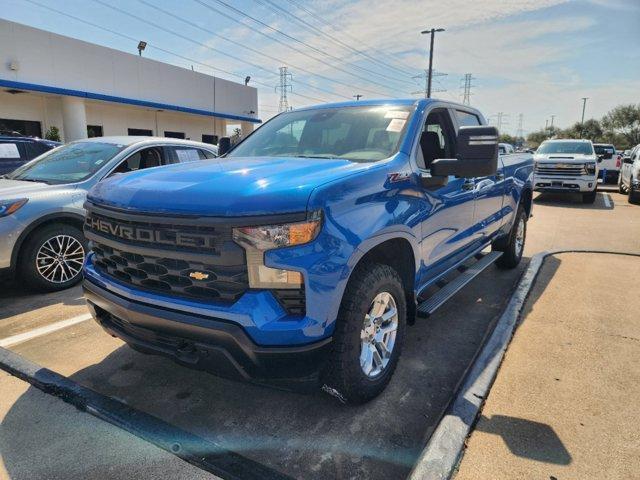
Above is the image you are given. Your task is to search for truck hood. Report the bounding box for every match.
[0,179,53,199]
[88,156,375,216]
[534,153,596,163]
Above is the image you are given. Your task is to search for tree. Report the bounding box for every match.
[45,126,61,142]
[230,127,242,145]
[558,119,603,142]
[527,126,560,147]
[601,104,640,147]
[499,134,517,145]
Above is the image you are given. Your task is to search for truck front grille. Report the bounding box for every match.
[535,163,587,176]
[85,208,249,304]
[91,242,248,303]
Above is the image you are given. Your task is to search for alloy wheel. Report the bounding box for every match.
[36,235,85,284]
[360,292,399,378]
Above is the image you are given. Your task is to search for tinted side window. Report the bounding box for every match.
[455,110,481,127]
[199,149,216,159]
[111,147,165,175]
[24,142,51,160]
[417,109,456,170]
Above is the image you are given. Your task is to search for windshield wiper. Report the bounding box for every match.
[12,178,51,184]
[292,154,341,159]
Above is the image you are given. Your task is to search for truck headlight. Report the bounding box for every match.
[0,198,28,217]
[233,212,321,289]
[585,163,596,175]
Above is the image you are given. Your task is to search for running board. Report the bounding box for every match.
[416,251,503,318]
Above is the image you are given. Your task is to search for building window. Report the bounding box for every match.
[164,131,185,139]
[128,128,153,136]
[87,125,103,138]
[202,134,219,145]
[0,118,42,138]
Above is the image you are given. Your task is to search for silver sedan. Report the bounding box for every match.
[0,136,218,291]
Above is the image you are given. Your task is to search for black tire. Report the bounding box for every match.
[19,224,87,292]
[321,262,406,404]
[493,205,527,269]
[582,190,597,204]
[629,180,640,204]
[618,173,625,194]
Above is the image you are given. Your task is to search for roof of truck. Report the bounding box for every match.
[290,98,470,112]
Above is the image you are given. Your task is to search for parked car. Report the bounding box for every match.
[499,143,515,155]
[593,143,620,183]
[0,136,217,291]
[533,139,599,203]
[82,99,534,404]
[0,134,61,175]
[619,143,640,203]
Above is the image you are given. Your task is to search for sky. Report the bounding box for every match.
[2,0,639,135]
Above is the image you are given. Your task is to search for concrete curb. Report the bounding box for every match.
[409,249,640,480]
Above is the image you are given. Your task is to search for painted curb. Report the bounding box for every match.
[409,249,640,480]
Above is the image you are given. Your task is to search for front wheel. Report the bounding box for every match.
[321,263,406,404]
[19,224,87,291]
[629,180,640,204]
[618,173,625,194]
[493,205,527,269]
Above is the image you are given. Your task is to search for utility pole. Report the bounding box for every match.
[420,28,445,98]
[412,70,447,98]
[461,73,475,105]
[353,94,363,101]
[550,115,556,129]
[580,97,588,124]
[545,119,549,130]
[275,66,293,112]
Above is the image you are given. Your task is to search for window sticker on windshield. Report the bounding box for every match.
[0,143,20,158]
[384,111,409,120]
[386,118,406,132]
[176,149,200,162]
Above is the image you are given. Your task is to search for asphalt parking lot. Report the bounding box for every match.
[1,186,639,480]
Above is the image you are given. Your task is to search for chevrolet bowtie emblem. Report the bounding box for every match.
[189,271,209,281]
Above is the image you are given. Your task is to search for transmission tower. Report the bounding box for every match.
[516,113,524,139]
[275,66,293,112]
[490,112,509,132]
[460,73,475,105]
[412,70,447,98]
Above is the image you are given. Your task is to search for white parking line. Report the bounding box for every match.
[603,193,612,208]
[0,313,92,348]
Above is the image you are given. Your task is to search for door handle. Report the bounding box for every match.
[462,179,475,190]
[495,171,504,181]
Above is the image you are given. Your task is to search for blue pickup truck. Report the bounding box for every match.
[82,99,534,403]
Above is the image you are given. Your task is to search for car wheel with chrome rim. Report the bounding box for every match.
[19,224,87,291]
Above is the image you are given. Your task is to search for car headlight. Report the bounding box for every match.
[585,163,596,175]
[233,212,322,289]
[0,198,28,217]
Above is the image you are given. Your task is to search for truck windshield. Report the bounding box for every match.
[537,142,594,155]
[228,105,415,162]
[6,141,124,184]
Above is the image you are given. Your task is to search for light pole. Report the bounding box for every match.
[420,28,445,98]
[580,97,588,138]
[353,94,363,101]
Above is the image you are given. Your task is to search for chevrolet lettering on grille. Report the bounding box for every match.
[85,216,217,248]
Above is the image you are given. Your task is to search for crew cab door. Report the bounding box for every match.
[414,107,477,280]
[453,109,506,241]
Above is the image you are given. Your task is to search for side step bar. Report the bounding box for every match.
[416,251,503,318]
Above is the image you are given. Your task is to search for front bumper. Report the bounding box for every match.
[534,176,596,193]
[84,278,332,387]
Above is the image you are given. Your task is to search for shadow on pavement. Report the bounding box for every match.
[476,414,571,465]
[1,261,527,479]
[0,283,85,320]
[533,192,614,210]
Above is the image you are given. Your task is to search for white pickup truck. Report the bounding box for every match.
[593,143,620,184]
[533,139,598,203]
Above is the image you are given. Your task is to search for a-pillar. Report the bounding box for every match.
[61,96,88,142]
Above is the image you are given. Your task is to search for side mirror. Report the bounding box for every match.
[431,126,499,177]
[623,156,633,164]
[597,154,604,163]
[218,137,232,156]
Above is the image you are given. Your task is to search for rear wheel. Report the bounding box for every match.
[19,224,87,291]
[582,189,597,204]
[629,179,640,204]
[321,262,406,404]
[493,205,526,269]
[618,173,625,194]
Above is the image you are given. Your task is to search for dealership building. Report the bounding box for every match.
[0,19,260,143]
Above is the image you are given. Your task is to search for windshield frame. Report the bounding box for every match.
[6,141,127,185]
[226,104,418,163]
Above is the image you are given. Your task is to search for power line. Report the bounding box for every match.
[23,0,329,106]
[203,0,399,95]
[136,0,350,102]
[254,0,417,87]
[460,73,475,105]
[283,0,417,78]
[276,67,293,112]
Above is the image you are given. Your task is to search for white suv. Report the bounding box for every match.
[534,139,598,204]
